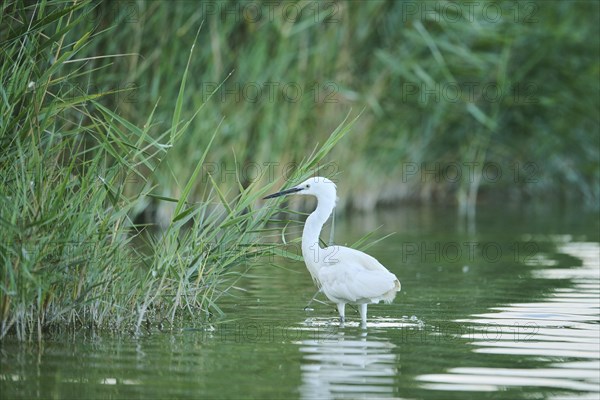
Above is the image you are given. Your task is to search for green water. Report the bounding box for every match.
[2,205,599,399]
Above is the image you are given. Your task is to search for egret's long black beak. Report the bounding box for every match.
[263,187,302,199]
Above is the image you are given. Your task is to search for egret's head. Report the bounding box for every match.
[264,176,337,204]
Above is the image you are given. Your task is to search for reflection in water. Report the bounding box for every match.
[297,328,398,399]
[1,206,598,400]
[417,242,600,395]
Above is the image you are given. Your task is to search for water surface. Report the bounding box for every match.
[1,205,598,399]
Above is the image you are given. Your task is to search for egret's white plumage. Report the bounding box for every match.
[264,176,401,327]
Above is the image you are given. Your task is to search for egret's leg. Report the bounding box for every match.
[337,303,346,324]
[304,289,322,311]
[359,304,368,328]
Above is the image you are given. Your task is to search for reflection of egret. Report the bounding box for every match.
[298,331,398,399]
[264,177,401,327]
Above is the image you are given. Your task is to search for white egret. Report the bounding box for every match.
[264,176,401,327]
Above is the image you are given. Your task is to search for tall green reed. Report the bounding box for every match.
[0,0,356,340]
[78,0,598,212]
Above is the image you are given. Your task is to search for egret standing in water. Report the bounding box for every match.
[264,177,401,327]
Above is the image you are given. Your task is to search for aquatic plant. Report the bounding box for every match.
[0,1,355,340]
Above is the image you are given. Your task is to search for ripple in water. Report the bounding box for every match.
[417,241,600,396]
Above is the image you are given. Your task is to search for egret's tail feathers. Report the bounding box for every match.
[379,279,401,304]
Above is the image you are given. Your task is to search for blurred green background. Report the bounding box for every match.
[1,0,599,338]
[81,0,599,214]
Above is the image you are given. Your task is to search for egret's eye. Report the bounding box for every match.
[306,184,310,188]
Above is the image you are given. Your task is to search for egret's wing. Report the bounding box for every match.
[327,246,387,271]
[318,246,399,303]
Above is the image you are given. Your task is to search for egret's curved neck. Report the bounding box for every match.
[302,196,335,256]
